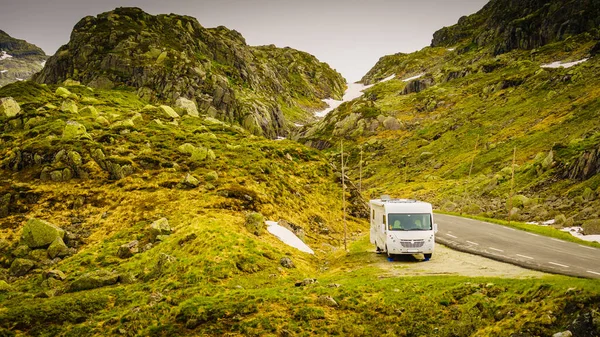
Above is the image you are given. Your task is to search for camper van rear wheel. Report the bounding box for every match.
[424,253,432,260]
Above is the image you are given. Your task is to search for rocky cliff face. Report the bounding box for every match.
[432,0,600,54]
[0,30,48,87]
[33,7,345,138]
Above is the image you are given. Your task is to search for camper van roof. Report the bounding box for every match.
[384,199,418,203]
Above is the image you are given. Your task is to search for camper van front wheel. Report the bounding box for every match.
[424,254,432,260]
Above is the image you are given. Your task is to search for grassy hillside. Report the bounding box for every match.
[302,20,600,234]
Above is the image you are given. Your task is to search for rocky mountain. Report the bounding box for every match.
[0,30,48,87]
[302,0,600,232]
[33,7,345,138]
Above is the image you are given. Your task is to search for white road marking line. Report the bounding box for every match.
[489,247,504,252]
[551,238,562,242]
[446,234,458,238]
[527,233,539,237]
[579,245,595,250]
[548,262,569,268]
[466,241,479,246]
[516,254,534,260]
[587,271,600,276]
[502,227,517,231]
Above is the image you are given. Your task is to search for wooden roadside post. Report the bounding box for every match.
[508,147,517,225]
[341,140,347,252]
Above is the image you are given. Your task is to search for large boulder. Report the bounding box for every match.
[175,97,199,117]
[47,237,69,258]
[0,97,22,118]
[68,270,119,292]
[9,258,36,276]
[21,218,65,249]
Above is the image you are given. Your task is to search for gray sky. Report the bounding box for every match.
[0,0,488,82]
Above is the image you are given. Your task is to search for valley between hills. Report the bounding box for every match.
[0,1,599,336]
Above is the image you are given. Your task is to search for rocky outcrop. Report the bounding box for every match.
[0,30,48,87]
[431,0,600,54]
[564,146,600,181]
[32,7,345,137]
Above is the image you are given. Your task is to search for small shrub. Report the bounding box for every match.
[245,213,265,236]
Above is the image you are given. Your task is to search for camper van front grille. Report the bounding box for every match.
[400,239,425,248]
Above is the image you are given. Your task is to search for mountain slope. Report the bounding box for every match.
[33,7,345,138]
[0,30,48,87]
[302,0,600,232]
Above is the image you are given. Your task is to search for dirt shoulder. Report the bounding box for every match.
[372,244,548,278]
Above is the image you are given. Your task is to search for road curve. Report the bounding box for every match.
[434,213,600,279]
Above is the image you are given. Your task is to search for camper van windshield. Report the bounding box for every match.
[387,213,432,231]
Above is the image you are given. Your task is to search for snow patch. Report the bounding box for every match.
[315,74,401,117]
[402,73,425,82]
[274,136,286,141]
[41,60,46,67]
[447,48,455,51]
[0,70,7,74]
[526,219,555,226]
[561,226,600,243]
[15,78,23,81]
[294,123,304,127]
[541,59,588,69]
[0,51,13,61]
[266,221,314,254]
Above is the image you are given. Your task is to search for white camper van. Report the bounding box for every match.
[370,197,437,259]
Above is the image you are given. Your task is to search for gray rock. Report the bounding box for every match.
[12,244,31,258]
[68,270,119,292]
[295,278,317,287]
[47,237,69,258]
[0,97,22,118]
[317,295,338,307]
[79,106,99,117]
[117,240,139,259]
[60,99,78,114]
[181,174,199,188]
[28,249,49,261]
[175,97,199,117]
[55,87,72,98]
[150,218,172,240]
[0,280,13,293]
[21,218,65,249]
[159,105,179,119]
[9,258,36,276]
[280,257,295,269]
[552,331,572,337]
[43,269,67,281]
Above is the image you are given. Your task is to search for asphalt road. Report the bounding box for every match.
[434,213,600,279]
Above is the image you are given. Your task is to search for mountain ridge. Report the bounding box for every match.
[33,7,346,138]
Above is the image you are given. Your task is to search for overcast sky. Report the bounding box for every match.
[0,0,488,82]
